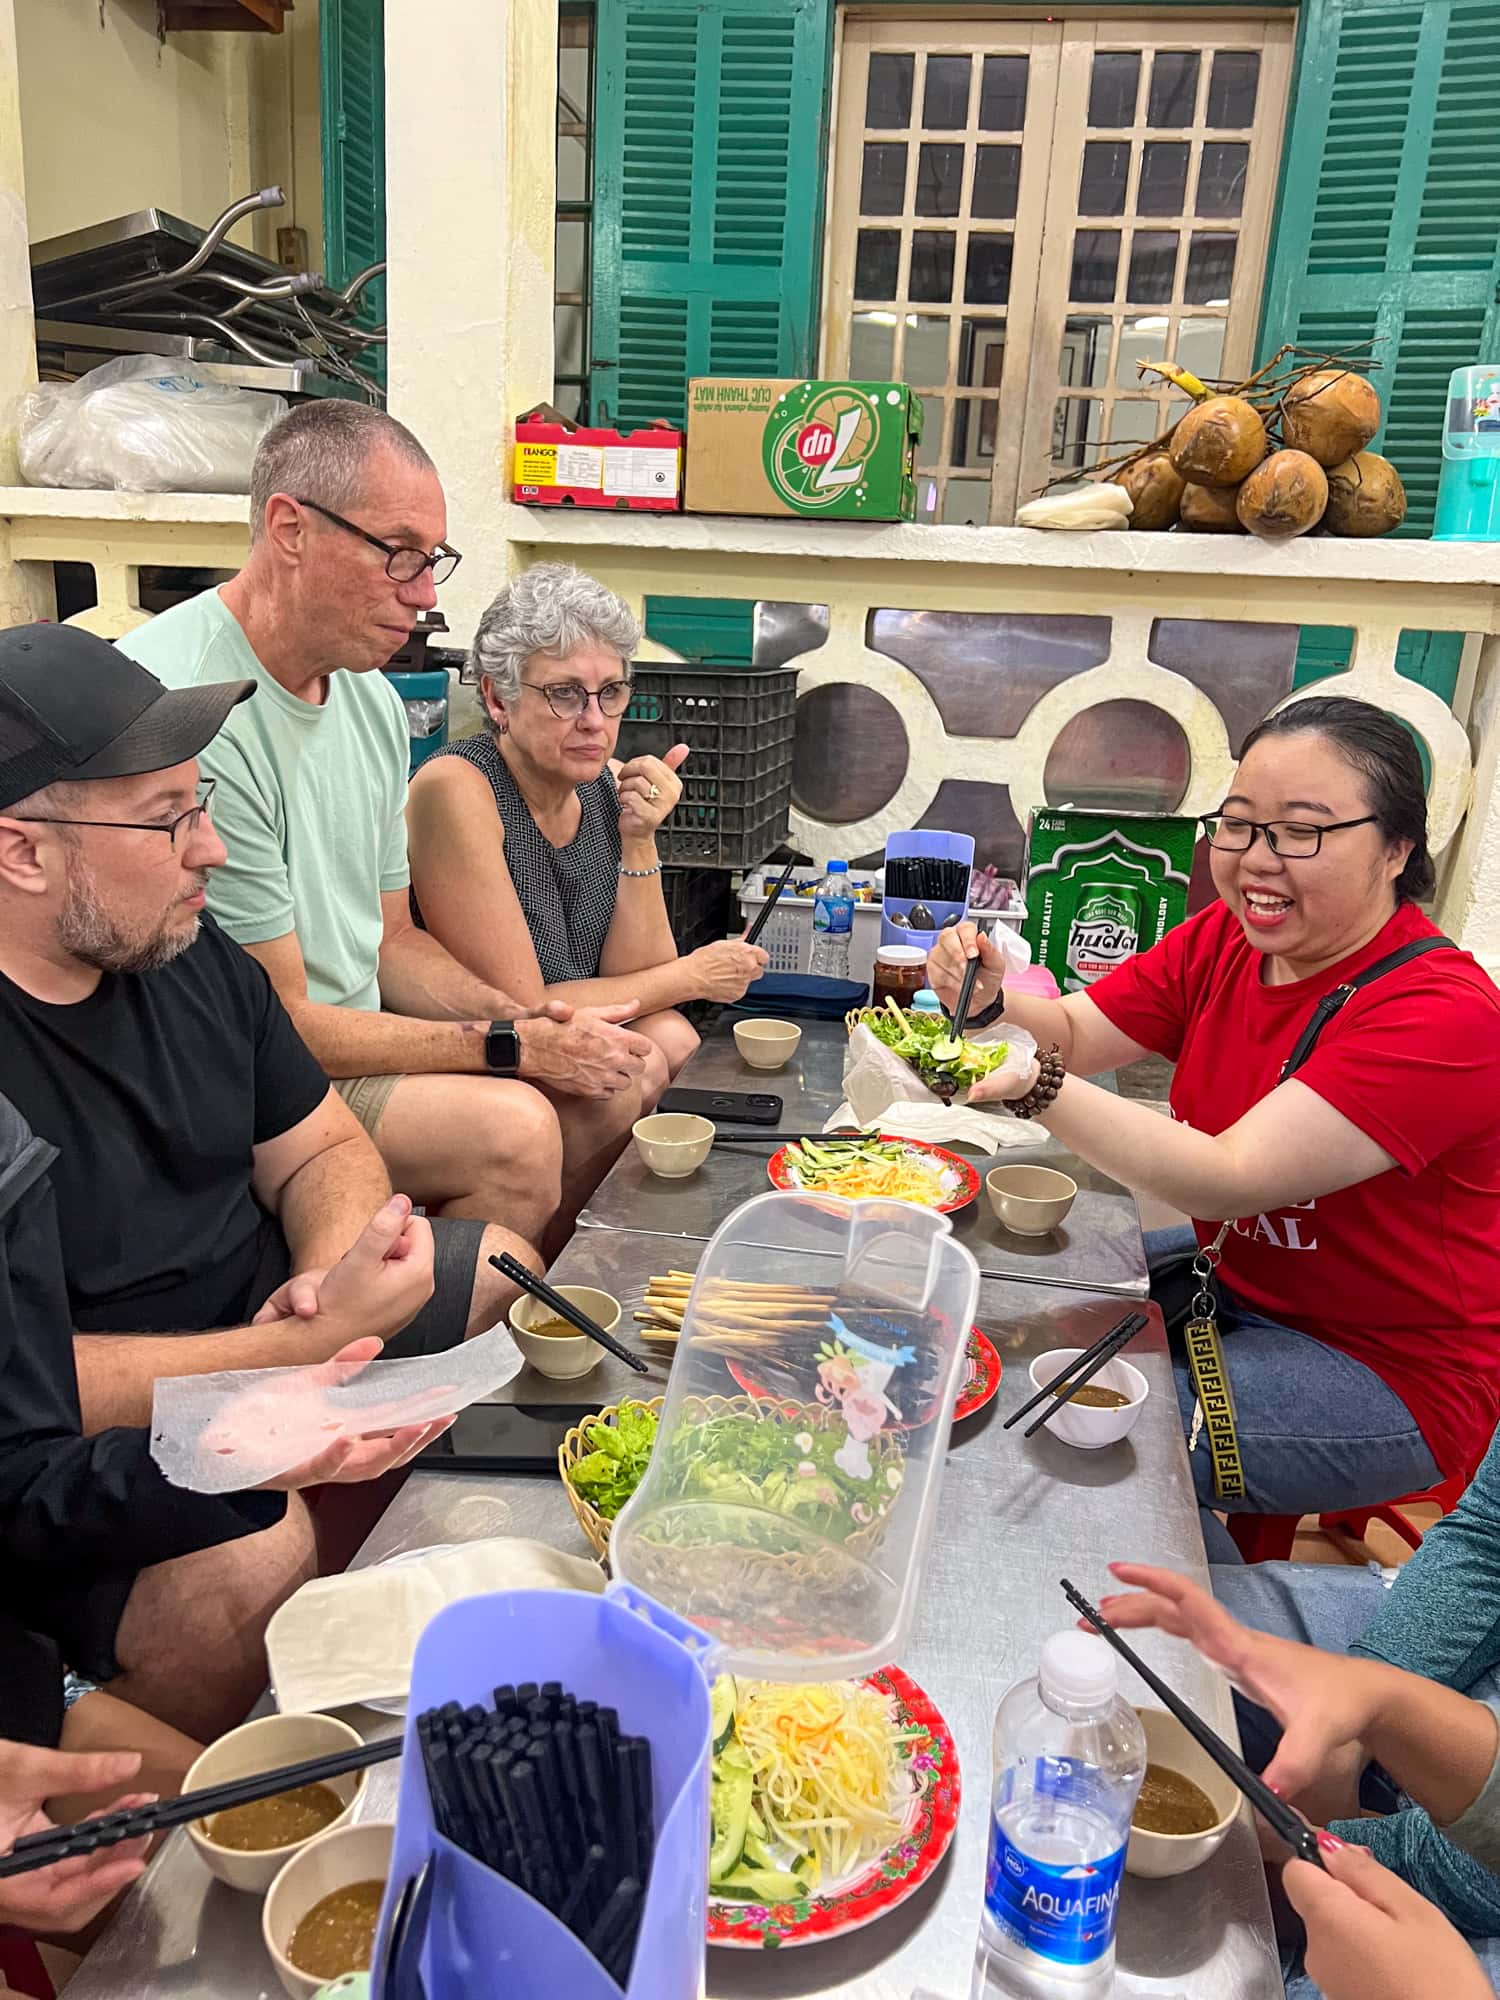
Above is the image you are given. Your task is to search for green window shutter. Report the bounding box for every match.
[1259,0,1500,537]
[592,0,833,431]
[321,0,387,340]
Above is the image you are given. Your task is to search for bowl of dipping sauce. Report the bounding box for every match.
[631,1111,715,1178]
[508,1285,621,1379]
[986,1164,1078,1235]
[1126,1707,1241,1878]
[185,1713,366,1895]
[264,1819,394,1999]
[1026,1347,1149,1449]
[732,1017,802,1071]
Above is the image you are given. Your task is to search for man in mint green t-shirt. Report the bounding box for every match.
[119,401,661,1256]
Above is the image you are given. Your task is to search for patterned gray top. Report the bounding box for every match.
[412,732,621,984]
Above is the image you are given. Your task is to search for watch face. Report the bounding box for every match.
[487,1023,520,1072]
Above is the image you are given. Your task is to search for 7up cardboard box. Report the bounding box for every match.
[685,378,920,521]
[1022,810,1199,995]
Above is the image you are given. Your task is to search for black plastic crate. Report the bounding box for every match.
[616,665,797,867]
[662,867,734,956]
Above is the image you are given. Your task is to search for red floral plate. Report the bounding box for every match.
[729,1327,1001,1425]
[767,1133,981,1215]
[707,1665,960,1950]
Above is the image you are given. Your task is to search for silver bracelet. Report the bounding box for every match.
[619,863,661,878]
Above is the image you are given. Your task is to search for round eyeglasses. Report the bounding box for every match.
[296,498,462,586]
[520,679,634,719]
[1202,812,1378,859]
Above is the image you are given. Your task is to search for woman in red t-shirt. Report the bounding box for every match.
[929,696,1500,1551]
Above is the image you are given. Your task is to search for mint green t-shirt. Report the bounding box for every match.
[117,589,409,1012]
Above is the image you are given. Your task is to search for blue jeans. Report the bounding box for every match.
[1215,1561,1500,1980]
[1146,1226,1441,1560]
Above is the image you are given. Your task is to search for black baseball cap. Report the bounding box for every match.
[0,623,254,811]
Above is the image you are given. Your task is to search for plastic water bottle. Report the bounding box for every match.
[979,1630,1146,1998]
[809,860,855,978]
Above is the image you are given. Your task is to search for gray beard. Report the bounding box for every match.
[58,853,200,976]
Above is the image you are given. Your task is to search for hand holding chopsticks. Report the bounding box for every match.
[0,1738,401,1880]
[1059,1578,1326,1870]
[492,1253,650,1376]
[1004,1310,1147,1436]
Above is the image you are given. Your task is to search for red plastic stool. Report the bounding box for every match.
[0,1932,54,1999]
[1226,1470,1469,1564]
[1319,1470,1470,1552]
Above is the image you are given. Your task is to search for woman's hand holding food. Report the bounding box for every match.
[926,922,1006,1018]
[687,938,770,1002]
[616,743,689,842]
[1285,1838,1494,2000]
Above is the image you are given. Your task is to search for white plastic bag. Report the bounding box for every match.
[18,354,286,492]
[149,1326,524,1494]
[830,926,1042,1149]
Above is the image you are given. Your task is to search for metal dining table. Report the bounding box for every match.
[579,1021,1148,1298]
[73,1275,1279,1999]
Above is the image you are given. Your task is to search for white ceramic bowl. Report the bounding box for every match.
[733,1017,803,1070]
[263,1819,395,1999]
[1026,1347,1149,1449]
[631,1111,715,1177]
[1126,1707,1241,1878]
[184,1713,365,1895]
[508,1285,621,1379]
[986,1163,1078,1235]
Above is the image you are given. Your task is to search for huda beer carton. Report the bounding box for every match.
[1022,809,1198,994]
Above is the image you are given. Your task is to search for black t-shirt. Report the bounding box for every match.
[0,917,329,1332]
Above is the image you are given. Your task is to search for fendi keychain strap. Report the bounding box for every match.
[1182,1223,1246,1501]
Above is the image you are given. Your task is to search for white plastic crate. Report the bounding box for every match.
[738,868,1025,989]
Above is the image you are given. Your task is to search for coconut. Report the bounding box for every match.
[1235,449,1329,540]
[1323,450,1407,536]
[1281,370,1382,468]
[1179,480,1247,533]
[1168,396,1267,487]
[1112,452,1185,531]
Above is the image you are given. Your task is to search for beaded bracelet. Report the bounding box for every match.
[1007,1044,1065,1120]
[618,864,662,879]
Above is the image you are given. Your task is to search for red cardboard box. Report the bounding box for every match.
[512,407,682,510]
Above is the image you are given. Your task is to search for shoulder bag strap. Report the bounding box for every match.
[1280,935,1455,1083]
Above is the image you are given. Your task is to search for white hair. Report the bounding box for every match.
[468,563,641,710]
[248,402,435,539]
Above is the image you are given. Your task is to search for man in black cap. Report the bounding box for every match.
[0,624,538,1738]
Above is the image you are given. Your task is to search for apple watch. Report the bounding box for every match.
[485,1020,522,1076]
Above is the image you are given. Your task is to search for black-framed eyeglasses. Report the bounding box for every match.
[296,498,462,586]
[12,778,217,851]
[520,679,633,719]
[1202,811,1379,859]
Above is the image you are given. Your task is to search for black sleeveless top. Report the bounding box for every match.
[412,734,622,984]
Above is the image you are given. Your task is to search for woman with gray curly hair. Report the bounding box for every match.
[408,563,767,1083]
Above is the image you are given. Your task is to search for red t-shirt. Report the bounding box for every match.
[1090,899,1500,1480]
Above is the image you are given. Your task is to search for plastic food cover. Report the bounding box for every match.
[610,1190,979,1679]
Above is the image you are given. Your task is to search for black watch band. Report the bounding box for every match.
[485,1020,522,1076]
[940,990,1006,1032]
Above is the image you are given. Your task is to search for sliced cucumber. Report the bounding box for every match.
[709,1674,738,1754]
[709,1754,754,1884]
[715,1862,807,1903]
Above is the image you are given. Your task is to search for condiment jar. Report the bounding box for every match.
[872,945,928,1010]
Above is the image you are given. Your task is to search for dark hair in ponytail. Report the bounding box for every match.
[1238,696,1435,902]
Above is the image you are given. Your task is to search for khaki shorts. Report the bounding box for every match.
[333,1072,404,1135]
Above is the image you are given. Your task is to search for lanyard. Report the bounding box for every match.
[1183,1221,1246,1501]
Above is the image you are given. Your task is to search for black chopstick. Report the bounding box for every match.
[1004,1311,1147,1431]
[745,852,800,947]
[949,953,983,1044]
[1059,1579,1325,1871]
[0,1736,401,1879]
[1023,1323,1146,1439]
[492,1252,650,1376]
[711,1127,868,1146]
